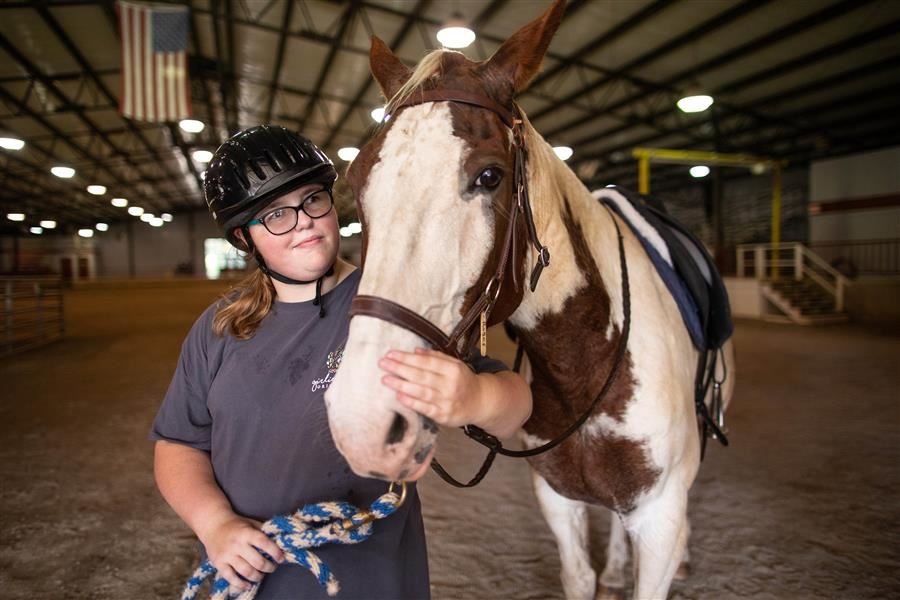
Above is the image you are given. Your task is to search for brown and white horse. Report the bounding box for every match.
[324,1,735,598]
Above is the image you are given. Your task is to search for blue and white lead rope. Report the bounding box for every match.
[181,482,406,599]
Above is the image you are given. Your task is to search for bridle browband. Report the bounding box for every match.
[347,88,632,487]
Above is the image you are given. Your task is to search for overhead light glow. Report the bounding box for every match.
[677,94,714,113]
[179,119,205,133]
[51,166,76,178]
[150,217,164,227]
[552,146,574,161]
[87,185,107,195]
[339,226,352,238]
[437,22,476,49]
[78,228,94,238]
[348,222,362,234]
[95,223,109,232]
[337,147,359,161]
[161,213,173,222]
[140,213,154,222]
[30,226,43,235]
[371,107,386,122]
[40,220,57,229]
[127,206,144,216]
[111,197,128,207]
[690,165,710,178]
[192,149,214,163]
[200,171,207,181]
[0,137,25,151]
[7,213,25,222]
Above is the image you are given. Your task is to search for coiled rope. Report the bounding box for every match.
[181,482,407,599]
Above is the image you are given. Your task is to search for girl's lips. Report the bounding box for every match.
[295,236,322,249]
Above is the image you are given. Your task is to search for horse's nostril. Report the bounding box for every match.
[385,412,408,445]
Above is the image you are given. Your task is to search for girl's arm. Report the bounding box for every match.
[379,348,532,440]
[154,440,284,591]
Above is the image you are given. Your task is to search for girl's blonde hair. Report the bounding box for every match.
[212,267,275,340]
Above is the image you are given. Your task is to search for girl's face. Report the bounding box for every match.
[246,183,340,281]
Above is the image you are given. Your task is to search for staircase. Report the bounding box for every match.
[761,278,848,324]
[737,242,850,325]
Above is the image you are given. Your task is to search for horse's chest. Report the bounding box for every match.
[524,411,660,513]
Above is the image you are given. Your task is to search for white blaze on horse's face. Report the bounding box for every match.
[325,102,497,480]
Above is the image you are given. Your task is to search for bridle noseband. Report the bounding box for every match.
[349,89,550,360]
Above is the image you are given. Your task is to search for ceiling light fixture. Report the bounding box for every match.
[111,198,129,207]
[51,166,76,178]
[690,165,710,178]
[77,229,94,238]
[677,84,714,113]
[127,206,144,216]
[437,13,476,49]
[337,147,359,161]
[192,149,214,163]
[30,226,43,235]
[0,136,25,151]
[40,220,57,229]
[162,213,173,222]
[371,107,387,123]
[96,223,109,232]
[552,146,574,161]
[87,185,107,195]
[7,213,25,222]
[179,119,205,133]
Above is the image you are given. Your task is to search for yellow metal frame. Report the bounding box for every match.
[632,147,788,279]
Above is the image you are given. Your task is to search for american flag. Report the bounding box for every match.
[118,1,192,122]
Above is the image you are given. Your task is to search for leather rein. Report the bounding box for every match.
[348,89,631,487]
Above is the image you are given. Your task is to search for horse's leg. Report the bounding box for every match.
[597,510,628,600]
[674,518,691,581]
[624,482,689,600]
[532,471,596,600]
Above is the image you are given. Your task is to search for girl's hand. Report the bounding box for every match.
[379,348,484,427]
[198,514,284,591]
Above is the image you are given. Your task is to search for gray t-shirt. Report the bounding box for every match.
[151,269,505,599]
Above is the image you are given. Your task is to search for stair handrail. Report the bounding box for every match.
[736,242,848,312]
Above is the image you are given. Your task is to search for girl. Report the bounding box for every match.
[151,125,531,599]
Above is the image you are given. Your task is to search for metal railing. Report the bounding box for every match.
[2,277,64,357]
[808,238,900,276]
[736,243,849,311]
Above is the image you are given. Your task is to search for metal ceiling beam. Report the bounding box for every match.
[527,0,675,93]
[35,5,202,197]
[0,86,171,214]
[188,0,221,144]
[297,1,360,133]
[263,0,295,125]
[550,0,888,146]
[529,0,772,126]
[329,0,433,151]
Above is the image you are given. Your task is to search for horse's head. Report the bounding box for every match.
[325,0,566,481]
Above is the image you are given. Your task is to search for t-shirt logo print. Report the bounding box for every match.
[311,347,343,392]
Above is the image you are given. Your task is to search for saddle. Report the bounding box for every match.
[594,186,732,455]
[594,186,733,351]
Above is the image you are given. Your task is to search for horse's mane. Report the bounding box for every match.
[384,49,456,116]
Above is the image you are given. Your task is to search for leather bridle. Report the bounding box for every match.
[347,88,632,487]
[350,89,550,360]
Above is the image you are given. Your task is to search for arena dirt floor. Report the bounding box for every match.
[1,280,898,600]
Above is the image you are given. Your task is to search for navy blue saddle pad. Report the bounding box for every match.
[594,186,733,351]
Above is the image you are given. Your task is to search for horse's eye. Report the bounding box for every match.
[474,167,503,190]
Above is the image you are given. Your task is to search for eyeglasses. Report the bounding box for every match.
[247,188,334,235]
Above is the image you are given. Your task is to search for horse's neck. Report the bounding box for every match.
[511,179,625,342]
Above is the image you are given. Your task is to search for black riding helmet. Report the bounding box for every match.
[204,125,339,316]
[205,125,337,249]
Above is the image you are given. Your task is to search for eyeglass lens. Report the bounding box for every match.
[261,189,333,235]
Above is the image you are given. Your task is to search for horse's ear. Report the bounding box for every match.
[370,36,411,100]
[482,0,566,94]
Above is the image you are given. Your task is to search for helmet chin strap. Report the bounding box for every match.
[242,226,334,318]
